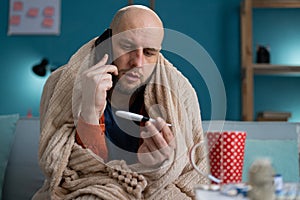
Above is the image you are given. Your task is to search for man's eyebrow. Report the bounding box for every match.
[118,38,160,51]
[145,47,160,52]
[118,38,133,43]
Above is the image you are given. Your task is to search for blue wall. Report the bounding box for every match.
[253,8,300,122]
[0,0,127,117]
[0,0,299,121]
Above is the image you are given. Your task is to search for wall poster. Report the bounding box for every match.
[8,0,61,35]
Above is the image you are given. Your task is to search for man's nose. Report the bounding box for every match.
[129,48,144,68]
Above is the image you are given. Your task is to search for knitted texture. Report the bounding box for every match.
[32,38,209,200]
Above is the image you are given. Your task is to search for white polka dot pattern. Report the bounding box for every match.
[206,131,246,184]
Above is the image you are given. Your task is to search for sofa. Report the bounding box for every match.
[1,114,299,200]
[1,115,44,200]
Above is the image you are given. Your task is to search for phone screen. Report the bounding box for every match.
[94,28,113,64]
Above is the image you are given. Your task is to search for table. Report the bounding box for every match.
[195,190,248,200]
[195,182,300,200]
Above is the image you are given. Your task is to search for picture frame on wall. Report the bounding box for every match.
[8,0,61,35]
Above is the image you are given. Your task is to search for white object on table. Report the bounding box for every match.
[195,189,248,200]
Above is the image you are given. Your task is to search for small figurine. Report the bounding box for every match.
[248,159,275,200]
[256,45,270,64]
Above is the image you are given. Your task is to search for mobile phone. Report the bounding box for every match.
[94,28,113,64]
[94,28,117,84]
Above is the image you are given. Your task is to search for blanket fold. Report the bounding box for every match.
[33,38,209,200]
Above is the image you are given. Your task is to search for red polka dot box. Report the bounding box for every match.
[206,131,247,184]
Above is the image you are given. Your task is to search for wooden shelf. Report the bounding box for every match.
[240,0,300,121]
[253,64,300,75]
[253,0,300,8]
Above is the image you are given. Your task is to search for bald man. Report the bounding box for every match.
[34,5,209,200]
[76,5,174,167]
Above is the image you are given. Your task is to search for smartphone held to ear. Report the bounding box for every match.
[94,28,113,64]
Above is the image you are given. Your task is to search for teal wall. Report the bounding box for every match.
[0,0,299,121]
[253,8,300,122]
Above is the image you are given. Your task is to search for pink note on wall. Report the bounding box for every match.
[42,18,54,28]
[13,1,23,11]
[27,8,39,17]
[43,6,55,17]
[10,15,21,25]
[8,0,60,35]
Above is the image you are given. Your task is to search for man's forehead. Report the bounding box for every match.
[117,28,163,37]
[113,28,163,47]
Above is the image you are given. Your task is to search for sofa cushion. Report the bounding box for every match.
[0,114,19,200]
[2,118,44,200]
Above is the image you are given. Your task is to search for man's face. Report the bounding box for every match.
[112,28,163,94]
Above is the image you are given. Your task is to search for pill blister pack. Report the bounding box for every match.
[275,183,300,200]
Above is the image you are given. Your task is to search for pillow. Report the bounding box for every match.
[0,114,19,199]
[242,139,299,182]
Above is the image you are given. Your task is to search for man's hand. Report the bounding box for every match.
[138,117,176,167]
[80,54,118,125]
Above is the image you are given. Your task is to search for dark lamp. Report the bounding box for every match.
[32,58,49,77]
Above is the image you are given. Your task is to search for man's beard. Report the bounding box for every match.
[113,70,144,95]
[114,79,142,95]
[113,70,155,95]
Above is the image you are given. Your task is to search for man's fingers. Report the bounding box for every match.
[144,122,168,149]
[155,117,175,147]
[140,131,159,152]
[139,122,175,166]
[87,54,109,71]
[143,122,174,157]
[86,64,118,76]
[86,54,118,76]
[138,137,166,165]
[96,74,113,90]
[137,145,156,166]
[96,54,109,67]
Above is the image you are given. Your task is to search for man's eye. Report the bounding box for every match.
[120,43,133,50]
[144,49,157,57]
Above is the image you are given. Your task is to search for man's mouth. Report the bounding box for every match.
[124,71,141,82]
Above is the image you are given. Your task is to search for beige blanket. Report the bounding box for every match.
[33,38,209,200]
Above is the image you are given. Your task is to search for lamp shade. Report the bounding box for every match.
[32,58,49,76]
